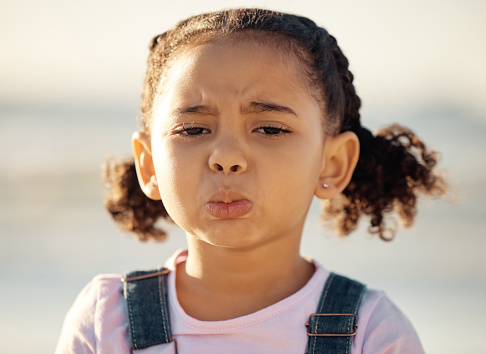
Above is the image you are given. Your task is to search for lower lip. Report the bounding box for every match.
[205,200,253,219]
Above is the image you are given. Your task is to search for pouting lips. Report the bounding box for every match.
[205,200,253,219]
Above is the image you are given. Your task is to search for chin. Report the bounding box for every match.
[190,228,265,250]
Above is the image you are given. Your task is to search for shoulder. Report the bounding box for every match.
[67,274,125,322]
[77,274,123,301]
[354,288,425,354]
[56,274,129,354]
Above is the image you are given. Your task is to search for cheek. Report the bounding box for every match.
[152,141,202,206]
[261,139,323,196]
[283,136,324,175]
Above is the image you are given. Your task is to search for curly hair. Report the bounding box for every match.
[103,8,447,241]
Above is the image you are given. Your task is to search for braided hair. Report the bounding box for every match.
[104,9,446,241]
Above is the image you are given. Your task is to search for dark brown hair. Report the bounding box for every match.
[103,8,446,241]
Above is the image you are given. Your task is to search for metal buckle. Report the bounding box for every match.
[306,313,358,337]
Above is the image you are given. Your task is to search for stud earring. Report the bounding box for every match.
[150,177,158,187]
[323,183,329,189]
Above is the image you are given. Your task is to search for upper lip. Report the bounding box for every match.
[208,190,249,203]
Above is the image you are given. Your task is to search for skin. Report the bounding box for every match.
[132,37,359,321]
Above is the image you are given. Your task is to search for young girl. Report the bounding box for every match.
[57,8,446,353]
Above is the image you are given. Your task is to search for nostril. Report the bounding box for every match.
[210,162,243,173]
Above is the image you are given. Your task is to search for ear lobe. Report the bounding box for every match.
[132,130,161,200]
[315,131,360,199]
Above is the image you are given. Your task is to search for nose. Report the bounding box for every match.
[208,137,248,175]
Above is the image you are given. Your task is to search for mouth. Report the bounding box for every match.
[206,191,253,219]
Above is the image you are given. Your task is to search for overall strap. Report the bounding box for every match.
[122,267,174,351]
[307,272,366,354]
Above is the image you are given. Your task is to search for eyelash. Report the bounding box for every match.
[173,124,292,137]
[253,124,292,137]
[174,125,210,136]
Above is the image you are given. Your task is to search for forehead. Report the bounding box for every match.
[159,35,313,102]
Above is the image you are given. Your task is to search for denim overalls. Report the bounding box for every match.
[122,268,365,353]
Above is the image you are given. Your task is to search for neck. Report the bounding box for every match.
[176,234,315,321]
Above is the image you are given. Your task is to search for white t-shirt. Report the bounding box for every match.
[56,250,425,353]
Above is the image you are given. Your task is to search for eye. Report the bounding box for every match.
[254,124,292,136]
[182,127,207,136]
[174,125,210,136]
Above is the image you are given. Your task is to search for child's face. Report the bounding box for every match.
[147,38,329,249]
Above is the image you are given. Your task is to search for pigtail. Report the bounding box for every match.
[323,124,447,240]
[102,157,170,241]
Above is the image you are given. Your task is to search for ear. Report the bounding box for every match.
[132,130,161,200]
[315,131,360,199]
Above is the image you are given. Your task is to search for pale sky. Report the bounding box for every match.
[1,0,486,119]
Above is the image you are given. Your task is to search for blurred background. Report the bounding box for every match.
[1,0,485,352]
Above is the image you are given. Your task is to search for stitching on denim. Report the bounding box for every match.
[348,284,365,354]
[346,314,351,354]
[126,282,138,350]
[311,273,335,354]
[319,273,334,312]
[158,270,169,343]
[347,283,365,354]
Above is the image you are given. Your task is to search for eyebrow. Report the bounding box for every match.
[170,101,297,117]
[242,101,297,117]
[170,105,218,117]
